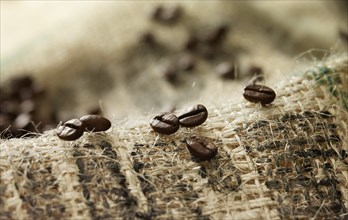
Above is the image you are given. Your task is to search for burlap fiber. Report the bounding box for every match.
[0,56,347,220]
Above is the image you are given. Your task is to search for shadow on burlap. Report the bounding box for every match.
[0,56,347,219]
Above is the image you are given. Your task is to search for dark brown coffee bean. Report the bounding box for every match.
[150,112,179,135]
[215,62,235,79]
[178,104,208,127]
[186,136,217,161]
[243,84,276,105]
[56,119,84,141]
[80,115,111,132]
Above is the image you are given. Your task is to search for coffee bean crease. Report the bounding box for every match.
[178,104,208,127]
[80,115,111,132]
[243,84,276,105]
[150,112,179,135]
[186,136,217,161]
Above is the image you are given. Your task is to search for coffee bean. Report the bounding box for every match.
[243,84,276,105]
[80,115,111,132]
[186,136,217,161]
[178,104,208,127]
[150,112,179,135]
[215,62,235,79]
[56,119,84,141]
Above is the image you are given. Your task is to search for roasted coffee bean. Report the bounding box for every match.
[215,62,235,79]
[80,115,111,132]
[178,104,208,127]
[56,119,84,141]
[186,136,217,161]
[243,84,276,105]
[150,112,179,135]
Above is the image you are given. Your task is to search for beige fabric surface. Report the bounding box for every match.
[1,1,348,220]
[1,57,348,219]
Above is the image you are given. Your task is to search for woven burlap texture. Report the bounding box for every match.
[1,56,347,220]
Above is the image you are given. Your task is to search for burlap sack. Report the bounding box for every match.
[1,55,347,219]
